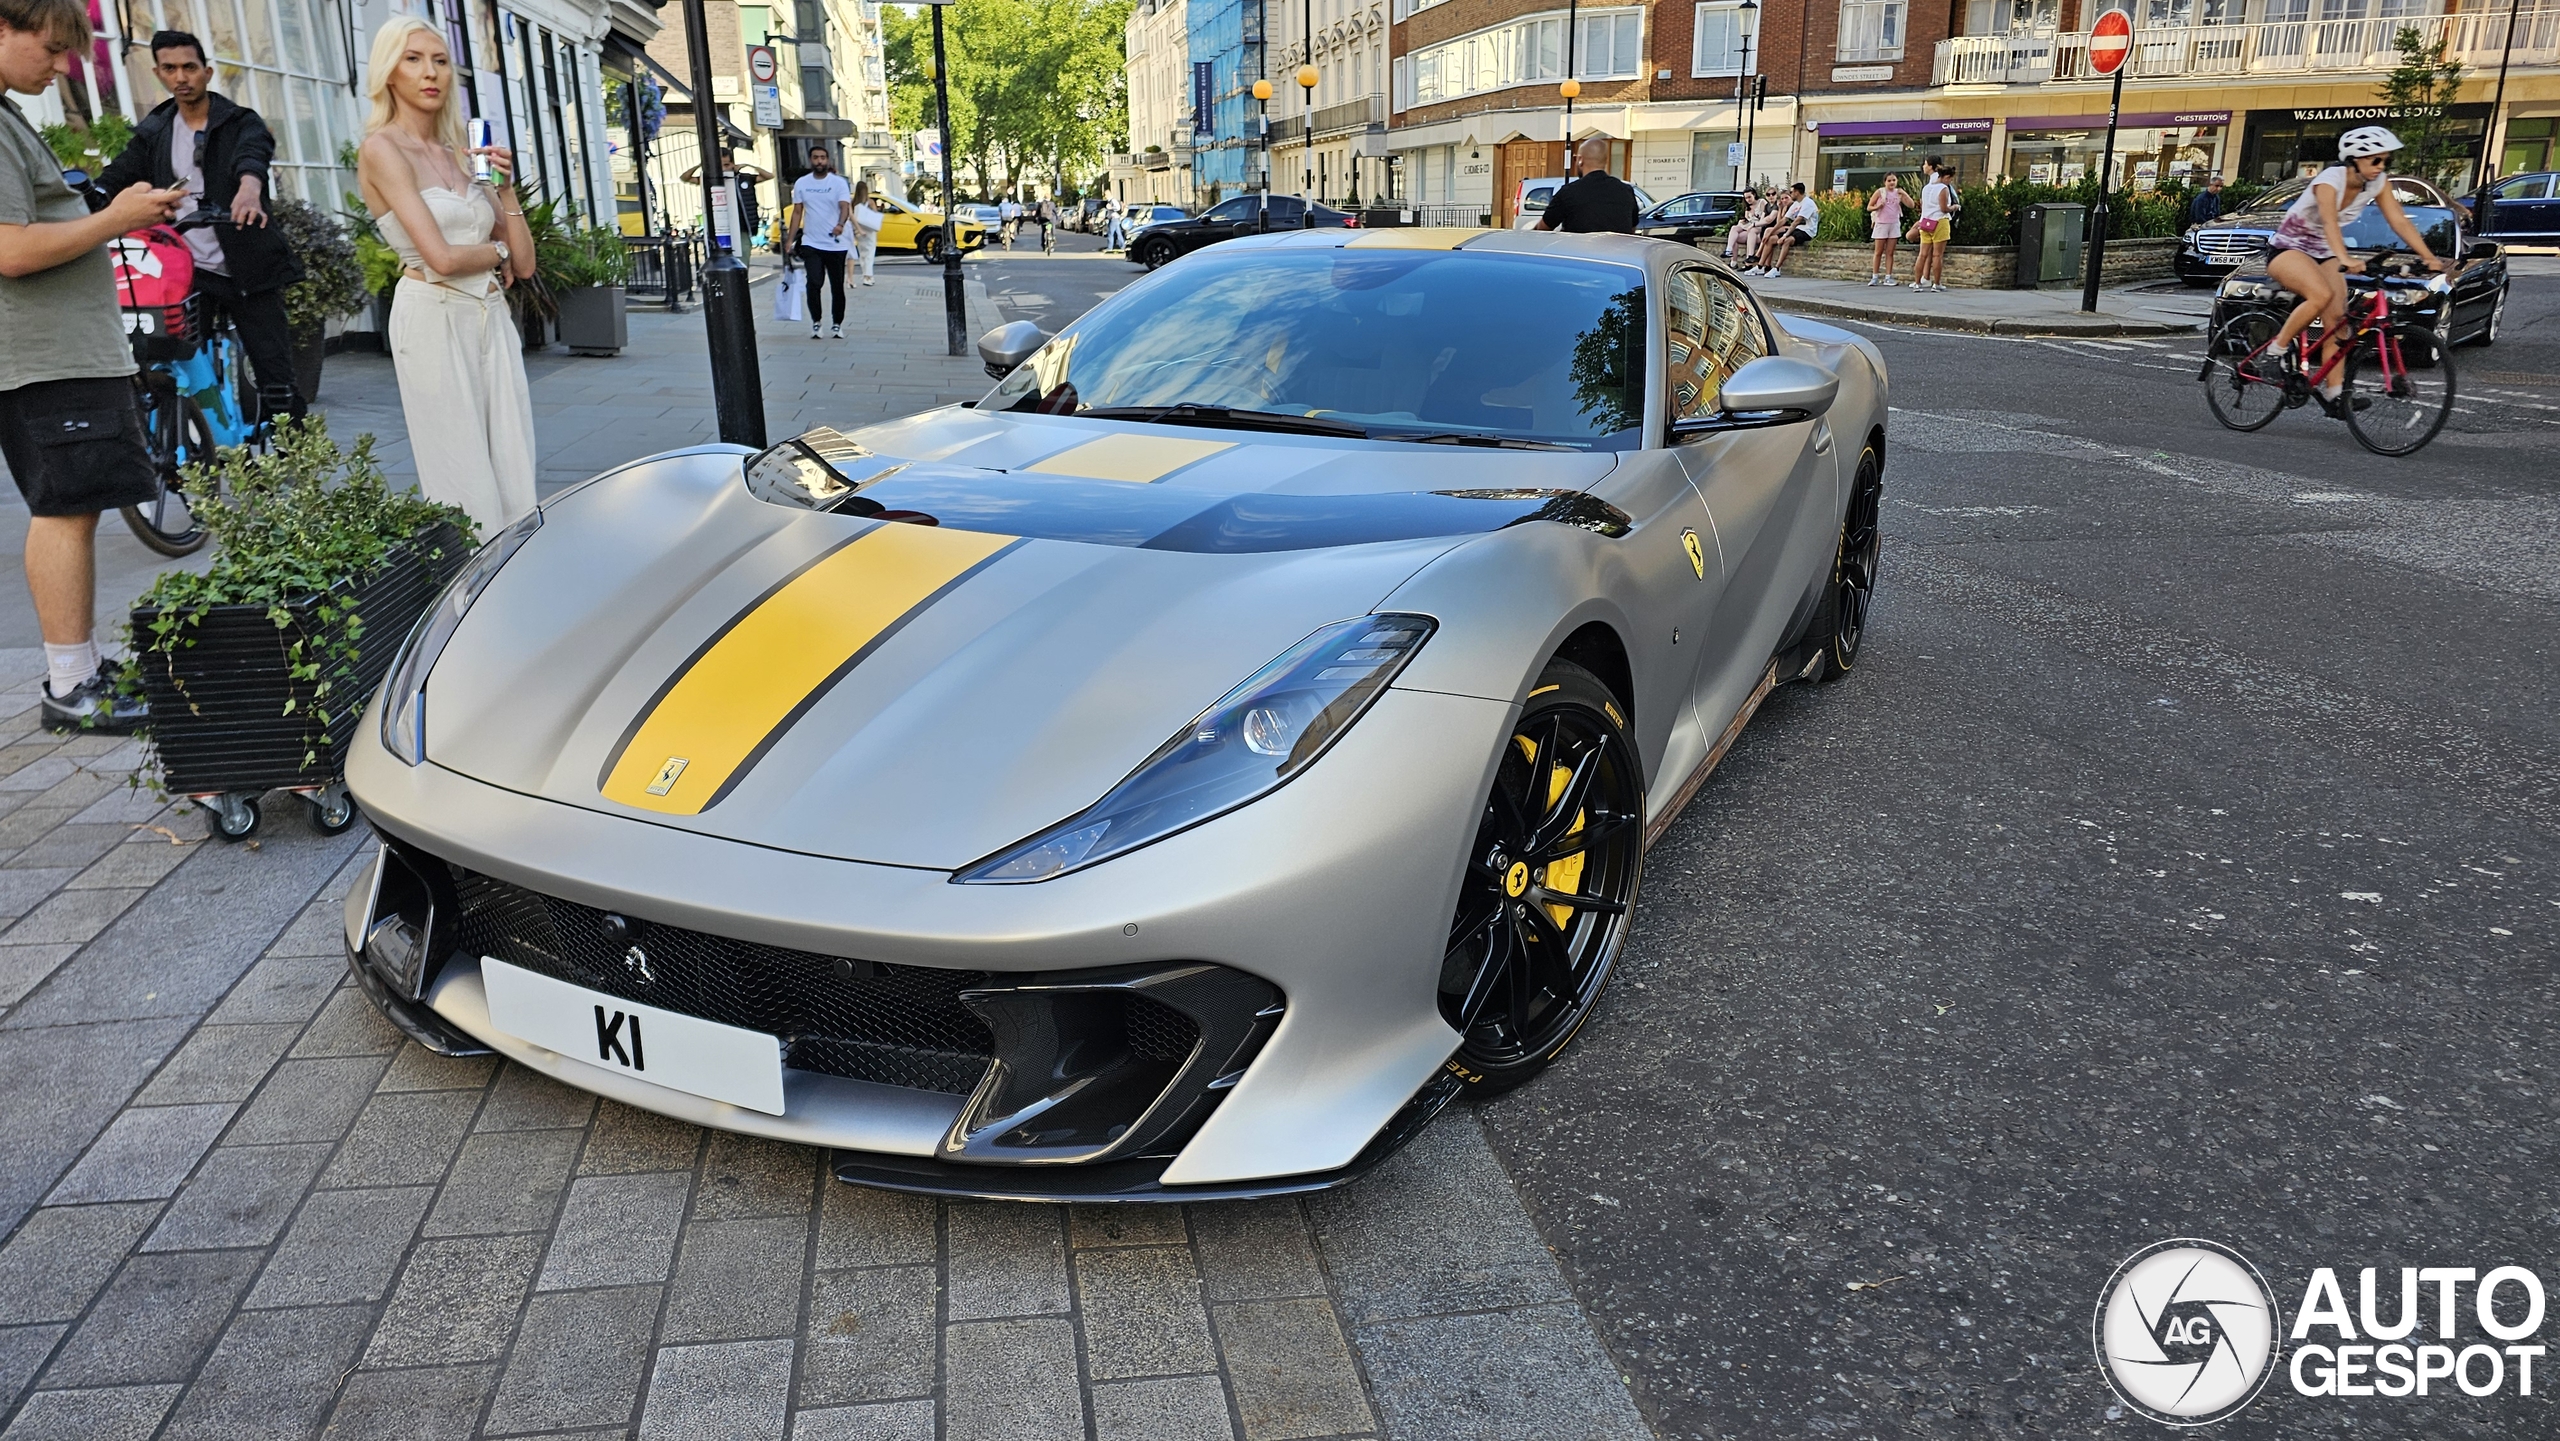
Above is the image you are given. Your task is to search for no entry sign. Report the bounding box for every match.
[2088,10,2133,75]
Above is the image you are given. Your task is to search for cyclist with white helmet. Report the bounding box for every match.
[2263,125,2448,414]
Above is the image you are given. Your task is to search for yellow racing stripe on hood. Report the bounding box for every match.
[600,523,1021,814]
[1026,433,1233,483]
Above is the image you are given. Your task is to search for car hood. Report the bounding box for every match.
[421,409,1623,871]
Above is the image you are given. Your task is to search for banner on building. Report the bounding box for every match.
[1193,62,1214,137]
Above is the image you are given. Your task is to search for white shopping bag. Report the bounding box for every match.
[774,261,805,323]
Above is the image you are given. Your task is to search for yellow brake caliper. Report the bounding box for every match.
[1514,732,1587,930]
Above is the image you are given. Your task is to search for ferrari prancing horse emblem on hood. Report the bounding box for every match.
[645,757,690,797]
[1682,530,1707,579]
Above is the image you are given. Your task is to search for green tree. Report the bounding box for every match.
[883,0,1128,201]
[2379,25,2467,190]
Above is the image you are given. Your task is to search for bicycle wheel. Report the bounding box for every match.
[123,388,211,557]
[2202,314,2286,432]
[2343,328,2454,457]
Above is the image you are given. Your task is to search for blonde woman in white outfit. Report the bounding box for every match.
[355,17,537,534]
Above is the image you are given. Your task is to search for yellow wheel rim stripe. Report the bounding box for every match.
[599,523,1021,814]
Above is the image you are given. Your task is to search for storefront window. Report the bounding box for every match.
[2502,116,2556,176]
[1820,138,1987,192]
[2242,107,2488,189]
[2008,124,2223,186]
[120,0,354,202]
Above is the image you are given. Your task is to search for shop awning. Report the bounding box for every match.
[2008,110,2233,132]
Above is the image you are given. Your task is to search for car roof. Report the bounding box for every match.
[1201,226,1699,285]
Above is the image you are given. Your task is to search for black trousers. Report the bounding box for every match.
[193,270,303,422]
[803,249,848,324]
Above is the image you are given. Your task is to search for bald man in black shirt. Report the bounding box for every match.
[1536,137,1641,234]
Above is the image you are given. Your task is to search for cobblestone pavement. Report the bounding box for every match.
[0,267,1658,1440]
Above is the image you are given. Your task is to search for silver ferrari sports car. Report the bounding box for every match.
[343,227,1888,1200]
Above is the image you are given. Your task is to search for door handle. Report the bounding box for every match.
[1812,420,1834,454]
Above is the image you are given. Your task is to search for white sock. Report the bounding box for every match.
[45,640,98,699]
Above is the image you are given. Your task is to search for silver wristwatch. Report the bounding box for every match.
[492,240,512,268]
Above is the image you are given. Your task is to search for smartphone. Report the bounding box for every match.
[468,119,496,184]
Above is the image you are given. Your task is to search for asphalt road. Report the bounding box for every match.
[1478,265,2560,1438]
[966,226,1144,334]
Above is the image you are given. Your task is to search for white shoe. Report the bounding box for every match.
[1866,274,1881,286]
[811,324,823,339]
[862,277,874,286]
[1882,277,1899,287]
[830,323,844,339]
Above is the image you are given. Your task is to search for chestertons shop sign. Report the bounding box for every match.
[2093,1240,2548,1425]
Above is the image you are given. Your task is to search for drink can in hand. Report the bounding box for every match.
[468,119,496,183]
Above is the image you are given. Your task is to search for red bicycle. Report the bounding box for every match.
[2199,257,2458,457]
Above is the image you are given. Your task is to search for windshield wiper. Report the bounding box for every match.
[1386,431,1579,451]
[1078,403,1370,438]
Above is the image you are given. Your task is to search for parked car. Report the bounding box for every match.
[1512,175,1658,229]
[2477,170,2560,243]
[342,226,1891,1199]
[867,193,988,262]
[1127,194,1359,269]
[1123,204,1189,240]
[2177,175,2452,285]
[957,203,1004,229]
[1636,191,1750,246]
[2209,202,2509,349]
[1074,198,1106,232]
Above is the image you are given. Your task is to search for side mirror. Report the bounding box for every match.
[2465,239,2501,261]
[977,320,1048,380]
[1669,356,1839,441]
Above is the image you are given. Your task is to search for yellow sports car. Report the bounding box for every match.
[870,194,985,262]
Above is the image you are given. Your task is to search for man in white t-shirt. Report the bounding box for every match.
[1911,158,1956,292]
[787,144,852,339]
[1752,184,1819,276]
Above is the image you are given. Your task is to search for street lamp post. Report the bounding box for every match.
[1254,77,1273,231]
[1736,0,1758,187]
[928,5,967,357]
[1297,9,1317,224]
[679,0,766,447]
[1562,0,1580,147]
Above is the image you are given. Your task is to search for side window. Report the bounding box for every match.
[1205,198,1254,221]
[2494,174,2550,200]
[1664,270,1771,421]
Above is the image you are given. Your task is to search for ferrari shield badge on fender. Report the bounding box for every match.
[1683,530,1707,579]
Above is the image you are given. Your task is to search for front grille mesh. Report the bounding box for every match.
[449,872,998,1095]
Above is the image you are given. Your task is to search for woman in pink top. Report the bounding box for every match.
[1866,174,1906,287]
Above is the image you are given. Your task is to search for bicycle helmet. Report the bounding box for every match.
[2338,126,2404,160]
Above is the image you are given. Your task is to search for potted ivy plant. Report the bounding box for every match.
[554,222,630,356]
[126,416,476,841]
[272,196,368,404]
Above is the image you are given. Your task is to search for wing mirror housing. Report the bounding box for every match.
[977,320,1049,380]
[1669,355,1840,440]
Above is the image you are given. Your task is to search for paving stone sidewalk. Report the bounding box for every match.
[0,266,1660,1440]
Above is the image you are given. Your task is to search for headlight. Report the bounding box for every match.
[956,614,1437,883]
[378,508,544,765]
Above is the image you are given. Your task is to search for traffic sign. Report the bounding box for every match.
[746,45,778,83]
[2088,9,2133,75]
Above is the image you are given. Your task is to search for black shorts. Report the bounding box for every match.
[0,376,157,518]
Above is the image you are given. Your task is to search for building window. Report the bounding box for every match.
[1693,2,1746,74]
[1836,0,1904,61]
[1399,7,1640,108]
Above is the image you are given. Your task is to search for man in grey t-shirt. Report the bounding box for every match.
[0,0,184,731]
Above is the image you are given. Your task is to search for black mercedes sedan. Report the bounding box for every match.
[1127,194,1359,269]
[2209,203,2510,349]
[2177,175,2454,285]
[2478,171,2560,242]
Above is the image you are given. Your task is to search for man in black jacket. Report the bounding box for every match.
[1535,137,1640,235]
[96,30,305,421]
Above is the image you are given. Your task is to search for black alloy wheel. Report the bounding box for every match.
[1439,660,1643,1094]
[920,231,949,266]
[1818,445,1884,680]
[1137,237,1174,271]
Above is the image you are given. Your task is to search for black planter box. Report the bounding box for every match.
[133,522,469,797]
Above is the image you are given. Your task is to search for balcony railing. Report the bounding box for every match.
[1310,93,1387,136]
[1933,8,2560,85]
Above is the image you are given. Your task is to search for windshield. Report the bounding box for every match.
[2343,204,2459,255]
[983,246,1649,450]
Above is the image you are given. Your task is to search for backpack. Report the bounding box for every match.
[109,225,198,358]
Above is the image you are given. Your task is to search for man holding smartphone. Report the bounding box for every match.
[0,0,183,730]
[96,29,304,422]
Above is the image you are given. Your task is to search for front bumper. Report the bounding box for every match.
[345,683,1514,1189]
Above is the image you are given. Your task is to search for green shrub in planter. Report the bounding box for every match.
[126,416,477,795]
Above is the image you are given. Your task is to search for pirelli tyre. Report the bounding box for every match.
[1437,659,1642,1095]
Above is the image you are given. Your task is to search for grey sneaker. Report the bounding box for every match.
[42,671,147,735]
